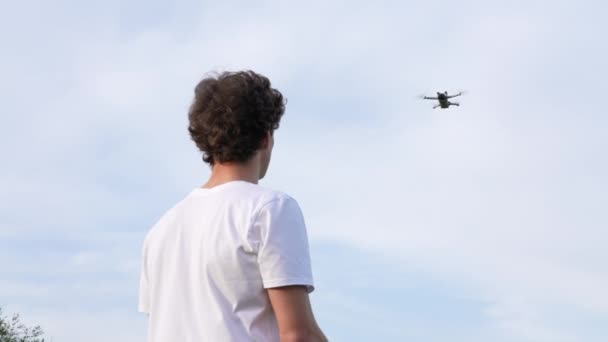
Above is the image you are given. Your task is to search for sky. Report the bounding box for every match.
[1,0,607,341]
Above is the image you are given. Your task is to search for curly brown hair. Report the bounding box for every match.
[188,70,286,166]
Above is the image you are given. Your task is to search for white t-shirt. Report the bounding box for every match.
[138,180,315,342]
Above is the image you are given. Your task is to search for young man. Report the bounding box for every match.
[138,70,327,342]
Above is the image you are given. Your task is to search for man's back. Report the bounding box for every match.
[139,180,314,342]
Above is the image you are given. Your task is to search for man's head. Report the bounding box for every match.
[188,70,285,179]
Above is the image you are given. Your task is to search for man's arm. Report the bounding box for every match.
[267,285,328,342]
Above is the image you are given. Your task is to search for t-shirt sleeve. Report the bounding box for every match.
[138,242,151,314]
[252,195,315,293]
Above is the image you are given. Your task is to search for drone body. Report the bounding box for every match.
[423,91,463,109]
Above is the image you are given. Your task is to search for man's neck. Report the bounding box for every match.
[202,160,260,189]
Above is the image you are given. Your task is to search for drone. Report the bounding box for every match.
[422,91,464,109]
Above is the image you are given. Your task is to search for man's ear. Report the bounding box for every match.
[261,131,272,149]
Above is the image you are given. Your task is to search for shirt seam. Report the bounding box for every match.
[247,195,290,250]
[263,277,314,284]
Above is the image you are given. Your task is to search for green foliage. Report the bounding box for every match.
[0,308,45,342]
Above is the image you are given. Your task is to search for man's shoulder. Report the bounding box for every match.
[236,182,295,206]
[141,197,185,246]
